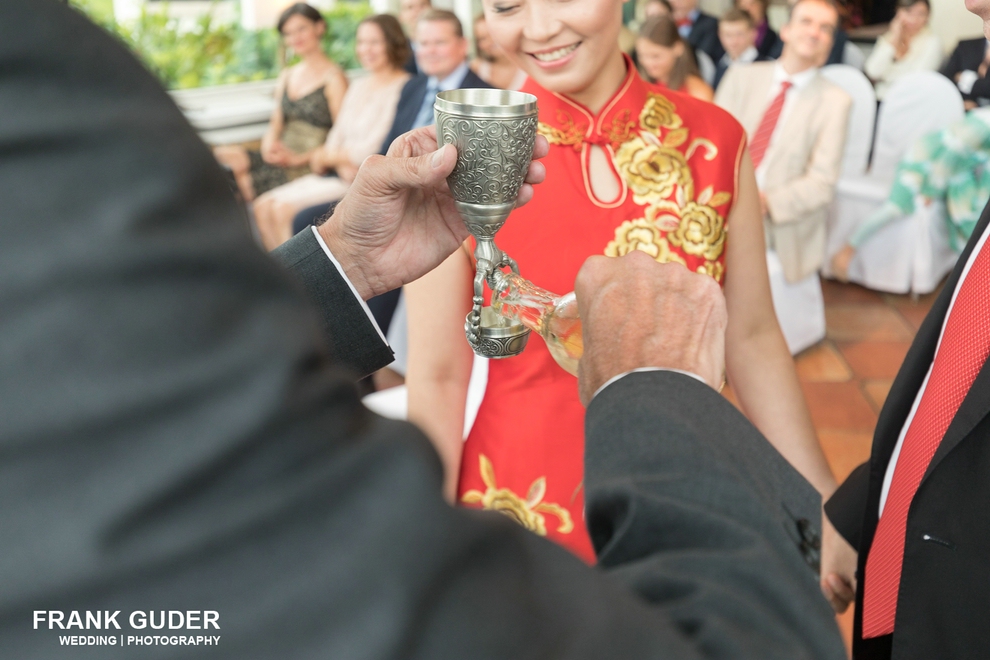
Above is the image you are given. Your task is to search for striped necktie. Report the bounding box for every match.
[749,81,792,169]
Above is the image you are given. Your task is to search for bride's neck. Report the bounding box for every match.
[564,50,627,114]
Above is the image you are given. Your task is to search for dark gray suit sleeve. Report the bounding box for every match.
[271,229,394,378]
[586,371,842,659]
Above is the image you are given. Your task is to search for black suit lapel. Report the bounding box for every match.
[965,39,986,70]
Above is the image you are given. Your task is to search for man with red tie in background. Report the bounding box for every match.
[820,0,990,654]
[715,0,851,353]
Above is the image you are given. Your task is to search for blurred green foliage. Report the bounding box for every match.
[68,0,372,90]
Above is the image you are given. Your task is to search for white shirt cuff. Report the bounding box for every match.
[592,367,708,401]
[958,69,979,95]
[311,225,389,346]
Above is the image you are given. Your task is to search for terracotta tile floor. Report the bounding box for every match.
[729,277,944,655]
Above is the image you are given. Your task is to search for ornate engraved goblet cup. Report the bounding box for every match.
[434,88,539,358]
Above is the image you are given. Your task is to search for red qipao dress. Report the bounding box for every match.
[457,58,746,563]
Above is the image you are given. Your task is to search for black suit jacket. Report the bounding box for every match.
[686,12,725,64]
[379,68,492,155]
[757,26,780,59]
[1,3,845,657]
[940,37,990,103]
[826,203,990,660]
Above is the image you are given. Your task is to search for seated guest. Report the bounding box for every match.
[714,8,771,89]
[470,14,526,90]
[380,10,490,155]
[399,0,431,74]
[738,0,780,57]
[768,0,848,66]
[716,0,851,351]
[669,0,724,63]
[636,15,714,101]
[941,37,990,110]
[290,10,489,241]
[291,9,489,340]
[628,0,673,68]
[831,110,990,280]
[214,3,348,202]
[864,0,941,100]
[252,14,411,250]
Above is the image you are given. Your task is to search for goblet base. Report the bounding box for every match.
[465,306,530,359]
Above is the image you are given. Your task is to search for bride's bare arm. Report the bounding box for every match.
[722,151,837,497]
[406,248,476,501]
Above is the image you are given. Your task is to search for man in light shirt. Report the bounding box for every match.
[715,0,851,354]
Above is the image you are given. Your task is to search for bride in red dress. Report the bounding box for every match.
[406,0,835,563]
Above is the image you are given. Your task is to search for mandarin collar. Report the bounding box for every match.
[525,54,650,151]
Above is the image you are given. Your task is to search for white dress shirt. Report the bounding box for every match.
[879,221,990,515]
[754,63,818,190]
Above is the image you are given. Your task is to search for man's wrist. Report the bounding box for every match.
[317,218,373,301]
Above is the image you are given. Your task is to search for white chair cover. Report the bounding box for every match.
[842,42,866,71]
[845,198,960,294]
[824,72,965,292]
[821,64,876,179]
[766,250,826,355]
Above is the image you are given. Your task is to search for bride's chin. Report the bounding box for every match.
[528,65,595,91]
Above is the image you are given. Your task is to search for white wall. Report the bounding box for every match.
[930,0,984,53]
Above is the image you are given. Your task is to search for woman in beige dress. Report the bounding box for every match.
[253,14,411,250]
[215,3,348,202]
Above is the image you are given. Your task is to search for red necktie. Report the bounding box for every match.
[748,81,792,169]
[862,237,990,638]
[676,17,692,28]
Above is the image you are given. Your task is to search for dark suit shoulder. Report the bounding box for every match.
[271,230,394,378]
[457,68,494,89]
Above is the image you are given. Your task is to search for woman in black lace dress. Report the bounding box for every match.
[215,3,348,201]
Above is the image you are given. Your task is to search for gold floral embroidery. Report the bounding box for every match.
[614,136,693,205]
[604,109,637,147]
[663,127,689,149]
[461,455,574,535]
[639,92,683,133]
[685,137,719,162]
[597,89,733,283]
[605,218,686,265]
[697,260,725,283]
[538,110,587,151]
[666,201,726,261]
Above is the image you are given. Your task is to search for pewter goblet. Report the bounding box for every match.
[434,88,538,358]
